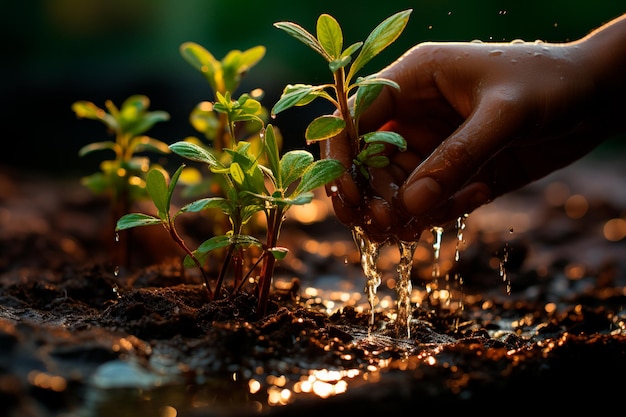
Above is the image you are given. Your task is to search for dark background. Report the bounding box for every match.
[2,0,625,177]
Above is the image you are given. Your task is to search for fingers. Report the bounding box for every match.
[399,87,526,218]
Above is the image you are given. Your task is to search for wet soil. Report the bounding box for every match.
[1,156,625,416]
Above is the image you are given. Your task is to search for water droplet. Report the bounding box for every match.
[431,226,444,278]
[455,215,468,262]
[113,265,120,277]
[114,233,120,242]
[489,49,504,56]
[330,185,338,195]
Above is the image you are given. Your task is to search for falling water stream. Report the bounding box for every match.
[351,215,472,338]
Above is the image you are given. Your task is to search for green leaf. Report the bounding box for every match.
[180,42,220,92]
[222,46,266,92]
[282,192,314,206]
[274,21,329,60]
[294,159,344,195]
[316,14,342,59]
[244,190,314,207]
[230,162,245,185]
[364,155,390,168]
[78,141,117,158]
[271,84,316,115]
[354,82,383,120]
[347,9,412,82]
[357,143,385,159]
[238,45,266,72]
[269,247,289,260]
[179,197,229,214]
[362,130,407,151]
[196,235,232,254]
[166,164,185,211]
[80,172,110,194]
[264,124,281,184]
[72,101,117,131]
[231,234,263,248]
[304,115,345,142]
[170,141,221,168]
[72,101,104,119]
[240,204,265,224]
[341,42,363,59]
[145,169,169,217]
[116,213,162,231]
[329,56,352,73]
[125,111,170,137]
[280,150,314,189]
[129,136,171,155]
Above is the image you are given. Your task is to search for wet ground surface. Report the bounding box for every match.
[1,151,625,416]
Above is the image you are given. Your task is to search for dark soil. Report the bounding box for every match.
[1,155,625,417]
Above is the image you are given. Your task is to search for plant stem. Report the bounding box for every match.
[167,221,214,299]
[214,245,233,298]
[234,250,267,294]
[256,206,283,316]
[333,68,359,153]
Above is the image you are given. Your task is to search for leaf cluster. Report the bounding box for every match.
[113,45,343,315]
[272,10,411,178]
[72,95,170,201]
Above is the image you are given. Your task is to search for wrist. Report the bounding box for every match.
[573,14,626,135]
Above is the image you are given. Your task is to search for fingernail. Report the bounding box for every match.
[402,177,442,216]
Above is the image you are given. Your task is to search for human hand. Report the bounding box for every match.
[322,27,625,242]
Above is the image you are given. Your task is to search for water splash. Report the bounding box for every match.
[351,226,383,327]
[455,214,468,262]
[499,242,511,294]
[352,226,417,337]
[396,240,417,339]
[430,226,444,279]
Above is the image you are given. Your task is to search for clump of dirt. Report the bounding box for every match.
[1,161,625,416]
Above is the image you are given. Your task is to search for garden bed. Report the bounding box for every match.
[1,152,625,416]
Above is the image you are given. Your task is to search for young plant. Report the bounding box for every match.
[72,94,170,266]
[117,121,343,315]
[272,10,411,179]
[177,43,271,199]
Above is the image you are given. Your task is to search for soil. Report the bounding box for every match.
[1,154,625,417]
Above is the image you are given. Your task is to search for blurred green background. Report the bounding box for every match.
[2,0,624,176]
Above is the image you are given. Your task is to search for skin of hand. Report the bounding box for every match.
[321,14,626,243]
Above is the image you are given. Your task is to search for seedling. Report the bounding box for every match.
[72,94,170,266]
[177,43,271,201]
[117,122,343,315]
[114,47,343,316]
[82,11,411,318]
[272,10,411,179]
